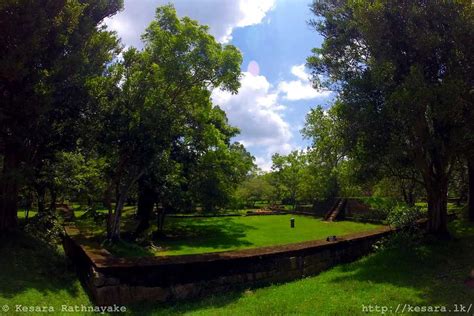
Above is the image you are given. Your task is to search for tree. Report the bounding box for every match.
[271,151,308,208]
[134,112,254,236]
[234,175,275,208]
[302,104,347,199]
[51,151,108,207]
[469,160,474,221]
[304,104,424,204]
[91,5,243,240]
[191,142,255,212]
[308,0,474,235]
[0,0,122,232]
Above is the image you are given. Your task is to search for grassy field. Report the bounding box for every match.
[2,218,472,315]
[0,232,91,315]
[77,214,382,257]
[128,219,474,316]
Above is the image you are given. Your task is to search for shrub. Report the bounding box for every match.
[387,205,425,229]
[24,212,64,246]
[374,205,425,251]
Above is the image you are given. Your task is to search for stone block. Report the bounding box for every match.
[172,283,199,300]
[94,286,120,306]
[133,286,170,302]
[105,277,120,286]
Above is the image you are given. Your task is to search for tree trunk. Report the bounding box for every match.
[401,180,416,206]
[468,158,474,222]
[49,187,57,212]
[103,182,114,239]
[109,191,126,241]
[107,169,145,241]
[0,144,20,233]
[156,203,166,234]
[103,183,113,213]
[36,185,46,213]
[135,179,155,236]
[425,173,449,236]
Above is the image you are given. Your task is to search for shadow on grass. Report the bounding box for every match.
[0,230,84,300]
[155,217,257,253]
[327,219,474,306]
[126,291,246,316]
[75,215,258,257]
[125,220,474,315]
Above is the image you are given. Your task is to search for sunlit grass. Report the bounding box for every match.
[3,213,472,315]
[128,219,474,315]
[77,213,382,257]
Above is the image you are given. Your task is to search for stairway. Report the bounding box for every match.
[324,198,347,221]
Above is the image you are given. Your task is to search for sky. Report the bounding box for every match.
[104,0,334,170]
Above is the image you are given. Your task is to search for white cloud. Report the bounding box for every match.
[254,156,273,172]
[290,64,309,81]
[104,0,275,47]
[211,65,334,170]
[278,64,332,101]
[212,72,294,170]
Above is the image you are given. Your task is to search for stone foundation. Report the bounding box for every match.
[63,225,396,305]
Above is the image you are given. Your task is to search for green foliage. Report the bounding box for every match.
[302,104,363,200]
[387,205,425,230]
[0,0,122,229]
[234,175,275,208]
[51,151,108,205]
[24,212,64,246]
[373,205,425,251]
[302,104,346,170]
[271,150,313,204]
[362,197,399,215]
[77,214,381,257]
[307,0,474,232]
[87,5,246,238]
[191,142,255,211]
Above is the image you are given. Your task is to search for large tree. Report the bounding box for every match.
[271,151,309,207]
[92,5,243,240]
[308,0,474,235]
[302,104,347,199]
[0,0,122,232]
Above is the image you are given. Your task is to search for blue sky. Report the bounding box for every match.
[105,0,334,170]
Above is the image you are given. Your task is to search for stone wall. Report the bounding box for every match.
[63,225,395,305]
[291,198,372,219]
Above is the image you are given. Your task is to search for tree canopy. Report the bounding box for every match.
[307,0,474,234]
[0,0,123,232]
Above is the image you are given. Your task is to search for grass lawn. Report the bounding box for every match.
[128,218,474,315]
[77,214,383,257]
[0,232,91,315]
[17,209,88,220]
[1,217,472,315]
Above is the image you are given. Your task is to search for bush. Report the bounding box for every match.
[227,196,246,210]
[387,205,425,229]
[374,205,425,251]
[363,197,399,214]
[24,212,64,246]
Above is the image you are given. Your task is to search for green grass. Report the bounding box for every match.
[17,208,90,220]
[2,217,472,315]
[151,215,381,256]
[415,202,465,214]
[128,219,474,315]
[17,210,37,219]
[0,232,91,315]
[78,215,382,257]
